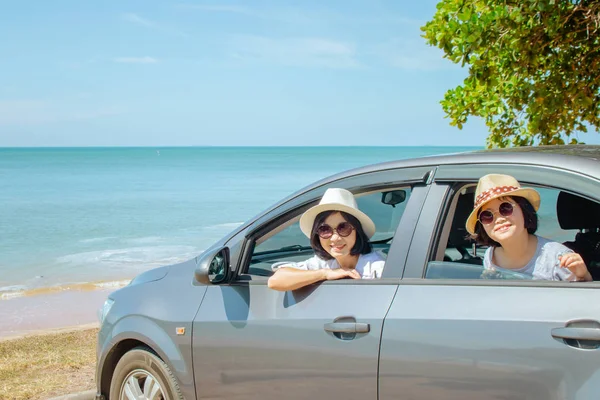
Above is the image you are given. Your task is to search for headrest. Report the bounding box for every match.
[448,191,475,246]
[557,191,600,230]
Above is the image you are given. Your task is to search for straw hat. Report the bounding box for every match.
[299,188,376,238]
[465,174,541,234]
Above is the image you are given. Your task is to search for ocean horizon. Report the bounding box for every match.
[0,146,481,299]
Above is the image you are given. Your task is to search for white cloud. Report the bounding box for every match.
[114,57,158,64]
[229,35,360,69]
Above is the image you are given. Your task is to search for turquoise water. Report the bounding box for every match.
[0,146,479,293]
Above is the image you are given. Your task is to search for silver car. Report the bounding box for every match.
[96,145,600,400]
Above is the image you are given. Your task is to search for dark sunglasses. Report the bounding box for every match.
[316,222,355,239]
[478,202,515,225]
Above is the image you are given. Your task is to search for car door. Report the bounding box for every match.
[191,167,433,400]
[379,163,600,400]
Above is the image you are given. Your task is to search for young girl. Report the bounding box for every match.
[268,188,385,291]
[466,174,592,281]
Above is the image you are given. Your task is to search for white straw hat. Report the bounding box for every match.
[299,188,376,238]
[466,174,541,234]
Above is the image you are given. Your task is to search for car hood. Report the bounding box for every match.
[128,257,198,287]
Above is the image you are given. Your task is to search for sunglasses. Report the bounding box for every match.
[316,222,355,239]
[478,201,515,225]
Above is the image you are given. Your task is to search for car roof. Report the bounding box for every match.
[319,144,600,184]
[225,145,600,243]
[284,144,600,209]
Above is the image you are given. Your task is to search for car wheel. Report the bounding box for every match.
[109,346,183,400]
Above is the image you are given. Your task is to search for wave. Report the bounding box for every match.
[181,222,244,233]
[80,236,166,245]
[123,236,165,245]
[55,245,200,267]
[79,236,117,244]
[0,284,28,293]
[211,222,244,229]
[1,245,202,300]
[0,279,131,300]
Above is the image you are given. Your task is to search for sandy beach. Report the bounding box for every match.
[0,287,119,340]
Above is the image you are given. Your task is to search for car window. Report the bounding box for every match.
[426,184,600,280]
[246,187,412,277]
[535,188,573,242]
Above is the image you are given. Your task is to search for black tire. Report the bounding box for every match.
[109,346,183,400]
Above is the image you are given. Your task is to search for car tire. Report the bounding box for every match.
[109,346,183,400]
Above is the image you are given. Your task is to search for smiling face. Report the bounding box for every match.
[480,197,527,244]
[318,212,357,260]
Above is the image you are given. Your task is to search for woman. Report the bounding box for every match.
[466,174,592,281]
[267,188,385,291]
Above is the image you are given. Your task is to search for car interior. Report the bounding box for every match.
[557,191,600,280]
[427,186,490,279]
[443,189,482,264]
[432,184,600,281]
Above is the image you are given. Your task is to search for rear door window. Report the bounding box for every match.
[426,183,600,280]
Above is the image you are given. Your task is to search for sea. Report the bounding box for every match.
[0,146,480,299]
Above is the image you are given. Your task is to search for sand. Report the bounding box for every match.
[0,288,115,340]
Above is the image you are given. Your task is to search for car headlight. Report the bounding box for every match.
[98,298,114,325]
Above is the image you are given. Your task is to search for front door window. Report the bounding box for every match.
[247,188,412,277]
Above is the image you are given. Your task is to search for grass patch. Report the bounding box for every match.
[0,328,98,400]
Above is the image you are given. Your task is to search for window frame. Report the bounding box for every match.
[403,162,600,286]
[228,166,436,283]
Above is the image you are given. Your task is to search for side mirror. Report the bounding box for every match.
[195,247,230,285]
[381,190,406,207]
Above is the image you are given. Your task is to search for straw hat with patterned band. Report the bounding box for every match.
[299,188,376,239]
[465,174,541,235]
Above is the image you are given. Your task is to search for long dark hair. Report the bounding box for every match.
[473,196,538,247]
[310,210,373,260]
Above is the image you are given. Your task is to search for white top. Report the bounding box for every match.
[483,236,575,281]
[271,251,386,279]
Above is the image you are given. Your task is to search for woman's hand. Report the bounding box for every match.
[267,267,360,291]
[324,268,361,281]
[559,253,593,281]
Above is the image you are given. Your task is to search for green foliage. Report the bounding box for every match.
[422,0,600,148]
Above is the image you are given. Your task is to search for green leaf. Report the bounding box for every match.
[421,0,600,148]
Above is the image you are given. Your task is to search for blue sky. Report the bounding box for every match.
[1,1,597,147]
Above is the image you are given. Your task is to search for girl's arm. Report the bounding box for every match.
[267,267,360,291]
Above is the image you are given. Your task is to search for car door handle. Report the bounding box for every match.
[551,327,600,341]
[324,322,370,334]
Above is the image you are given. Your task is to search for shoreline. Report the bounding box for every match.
[0,278,131,300]
[0,285,121,339]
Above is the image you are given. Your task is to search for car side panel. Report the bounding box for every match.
[379,283,600,400]
[98,315,194,392]
[192,282,398,400]
[185,167,434,399]
[380,163,600,399]
[97,260,207,400]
